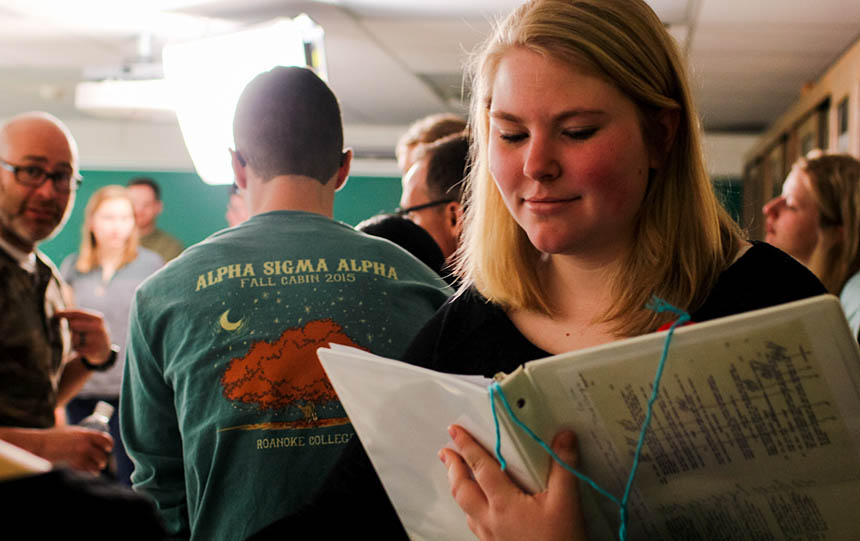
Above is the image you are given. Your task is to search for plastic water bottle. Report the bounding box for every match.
[79,400,114,432]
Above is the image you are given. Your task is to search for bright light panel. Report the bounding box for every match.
[75,79,174,115]
[163,16,325,185]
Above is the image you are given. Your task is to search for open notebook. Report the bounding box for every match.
[317,294,860,540]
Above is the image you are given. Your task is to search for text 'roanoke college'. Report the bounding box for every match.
[256,432,354,449]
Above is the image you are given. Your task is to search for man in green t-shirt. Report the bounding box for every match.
[121,67,451,541]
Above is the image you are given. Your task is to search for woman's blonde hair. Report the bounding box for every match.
[800,152,860,294]
[76,185,139,273]
[457,0,744,335]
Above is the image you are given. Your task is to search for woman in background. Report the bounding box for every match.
[764,152,860,337]
[61,185,163,485]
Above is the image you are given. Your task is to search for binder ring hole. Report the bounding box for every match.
[516,398,526,409]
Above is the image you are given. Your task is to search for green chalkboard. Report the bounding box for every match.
[39,170,403,267]
[335,174,403,226]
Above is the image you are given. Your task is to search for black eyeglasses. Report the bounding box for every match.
[394,198,455,216]
[0,158,81,194]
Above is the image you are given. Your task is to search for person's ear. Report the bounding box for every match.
[334,149,353,192]
[648,107,680,169]
[447,201,463,237]
[230,149,248,190]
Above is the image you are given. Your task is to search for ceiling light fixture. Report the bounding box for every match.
[74,79,175,121]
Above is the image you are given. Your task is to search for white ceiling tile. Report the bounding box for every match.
[361,19,492,74]
[325,0,522,19]
[692,23,860,55]
[698,0,860,24]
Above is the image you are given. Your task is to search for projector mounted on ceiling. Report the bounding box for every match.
[74,76,175,122]
[74,33,175,122]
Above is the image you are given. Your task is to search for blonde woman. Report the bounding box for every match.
[764,152,860,337]
[252,1,826,539]
[418,0,828,538]
[60,185,162,484]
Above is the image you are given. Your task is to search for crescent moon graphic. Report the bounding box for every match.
[219,310,244,332]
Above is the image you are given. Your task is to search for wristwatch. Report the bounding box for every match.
[81,344,120,372]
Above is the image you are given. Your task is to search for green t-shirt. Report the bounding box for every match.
[122,211,451,540]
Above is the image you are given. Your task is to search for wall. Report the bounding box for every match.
[36,119,406,266]
[39,170,401,266]
[64,118,404,175]
[705,133,760,229]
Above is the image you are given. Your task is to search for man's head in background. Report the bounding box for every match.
[232,66,346,184]
[398,134,469,262]
[126,177,162,237]
[357,213,446,278]
[0,112,79,252]
[395,113,466,174]
[230,66,351,216]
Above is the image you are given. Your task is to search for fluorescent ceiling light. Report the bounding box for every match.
[75,79,175,120]
[163,15,326,185]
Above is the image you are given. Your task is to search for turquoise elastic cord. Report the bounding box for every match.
[489,389,506,470]
[489,296,690,541]
[490,383,622,507]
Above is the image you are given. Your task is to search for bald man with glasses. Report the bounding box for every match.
[0,112,117,475]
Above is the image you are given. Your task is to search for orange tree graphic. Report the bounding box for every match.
[221,319,364,412]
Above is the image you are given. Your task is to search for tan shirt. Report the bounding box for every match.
[140,228,184,262]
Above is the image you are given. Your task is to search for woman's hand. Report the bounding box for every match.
[439,425,588,541]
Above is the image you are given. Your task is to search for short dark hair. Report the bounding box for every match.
[127,177,161,200]
[357,214,445,277]
[233,66,343,184]
[422,134,469,202]
[396,113,467,160]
